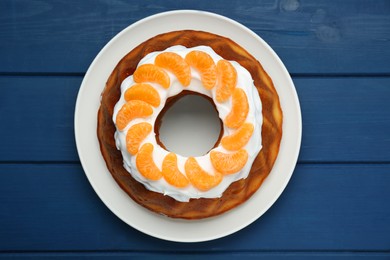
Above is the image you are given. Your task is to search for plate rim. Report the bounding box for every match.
[74,9,302,243]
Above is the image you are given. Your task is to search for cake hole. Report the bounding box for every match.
[156,92,223,157]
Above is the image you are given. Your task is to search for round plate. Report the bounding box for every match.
[74,10,302,242]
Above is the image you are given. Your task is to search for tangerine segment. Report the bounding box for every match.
[155,52,191,87]
[162,153,190,188]
[210,149,248,175]
[185,157,222,191]
[133,64,170,89]
[221,123,254,151]
[136,143,162,181]
[185,51,217,89]
[124,83,160,107]
[224,88,249,129]
[216,59,237,102]
[126,122,153,155]
[116,100,153,131]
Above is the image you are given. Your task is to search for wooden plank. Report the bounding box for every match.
[0,76,81,161]
[1,76,390,162]
[296,77,390,162]
[0,0,389,74]
[0,164,389,251]
[0,252,389,259]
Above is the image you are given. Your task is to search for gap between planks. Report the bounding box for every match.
[1,72,390,78]
[0,161,390,165]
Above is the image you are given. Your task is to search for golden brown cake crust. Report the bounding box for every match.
[97,30,283,219]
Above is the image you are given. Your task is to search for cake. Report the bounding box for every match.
[97,30,283,219]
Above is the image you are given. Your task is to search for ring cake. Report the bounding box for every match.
[97,30,283,219]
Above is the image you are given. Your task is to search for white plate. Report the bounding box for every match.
[74,10,301,242]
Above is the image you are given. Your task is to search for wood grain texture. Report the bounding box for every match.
[296,77,390,162]
[0,0,389,73]
[1,0,389,257]
[0,164,389,251]
[1,76,389,162]
[0,76,81,161]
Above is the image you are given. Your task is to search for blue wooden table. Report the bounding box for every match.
[1,1,390,259]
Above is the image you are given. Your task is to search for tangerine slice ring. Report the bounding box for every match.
[113,45,262,199]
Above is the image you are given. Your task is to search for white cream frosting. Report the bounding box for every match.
[112,45,262,202]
